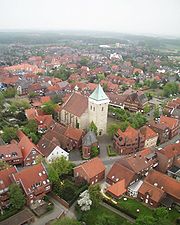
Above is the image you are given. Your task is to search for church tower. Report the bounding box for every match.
[88,84,110,135]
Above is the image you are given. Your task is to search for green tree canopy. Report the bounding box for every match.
[163,82,179,97]
[2,126,18,143]
[89,121,97,135]
[42,101,57,115]
[96,214,117,225]
[154,105,160,119]
[9,183,25,210]
[3,87,16,98]
[47,156,75,184]
[88,184,102,208]
[0,160,10,171]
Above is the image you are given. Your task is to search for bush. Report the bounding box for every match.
[91,146,99,158]
[0,208,19,222]
[47,203,54,212]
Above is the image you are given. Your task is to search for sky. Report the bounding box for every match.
[0,0,180,37]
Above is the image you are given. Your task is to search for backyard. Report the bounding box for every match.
[77,204,132,225]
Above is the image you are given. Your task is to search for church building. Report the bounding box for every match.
[59,84,109,135]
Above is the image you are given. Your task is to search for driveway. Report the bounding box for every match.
[97,134,112,159]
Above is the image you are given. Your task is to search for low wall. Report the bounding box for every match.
[50,193,70,209]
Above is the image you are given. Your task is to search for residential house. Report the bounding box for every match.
[11,163,51,205]
[0,143,23,166]
[106,179,126,199]
[17,131,43,166]
[138,170,180,207]
[159,115,180,139]
[123,90,148,112]
[38,137,69,163]
[140,126,158,148]
[0,167,17,209]
[113,126,145,155]
[38,123,84,151]
[148,121,170,144]
[106,93,126,109]
[74,157,105,185]
[156,142,180,173]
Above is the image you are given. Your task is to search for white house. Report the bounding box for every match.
[46,146,69,163]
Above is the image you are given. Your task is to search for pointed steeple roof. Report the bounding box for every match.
[89,84,109,101]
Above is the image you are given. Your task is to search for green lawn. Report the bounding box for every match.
[118,197,153,218]
[79,204,132,225]
[117,197,179,225]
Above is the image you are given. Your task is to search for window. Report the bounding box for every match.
[93,107,95,111]
[102,107,104,111]
[91,105,92,110]
[46,186,50,191]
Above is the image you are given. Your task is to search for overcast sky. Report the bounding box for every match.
[0,0,180,37]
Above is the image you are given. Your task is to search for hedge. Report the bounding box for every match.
[0,208,19,222]
[107,145,117,157]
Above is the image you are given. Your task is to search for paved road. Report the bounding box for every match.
[100,202,135,223]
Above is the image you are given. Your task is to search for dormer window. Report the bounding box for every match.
[39,172,42,176]
[42,171,45,175]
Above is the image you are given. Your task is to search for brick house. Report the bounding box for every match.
[74,157,105,185]
[156,142,180,173]
[140,125,158,148]
[138,170,180,207]
[0,143,23,166]
[123,90,148,112]
[159,115,180,139]
[113,126,145,155]
[148,121,170,144]
[11,163,51,205]
[17,131,43,166]
[0,167,17,209]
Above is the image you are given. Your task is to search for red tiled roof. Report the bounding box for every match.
[62,92,88,117]
[145,170,180,200]
[12,163,49,194]
[17,131,42,160]
[107,179,126,198]
[64,126,84,141]
[160,115,179,129]
[140,126,158,140]
[40,96,51,104]
[117,126,138,139]
[0,143,22,160]
[138,181,165,202]
[75,157,105,179]
[0,167,17,190]
[159,142,180,159]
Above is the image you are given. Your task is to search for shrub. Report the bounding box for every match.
[107,145,117,157]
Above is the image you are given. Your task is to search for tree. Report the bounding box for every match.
[42,101,57,115]
[153,207,169,225]
[77,190,92,211]
[144,104,151,114]
[9,184,25,210]
[163,82,179,97]
[107,123,120,137]
[79,57,89,67]
[2,127,18,143]
[154,105,160,118]
[0,160,10,171]
[91,146,99,157]
[97,73,105,82]
[88,184,102,208]
[89,121,97,135]
[47,156,75,184]
[150,80,158,89]
[135,215,156,225]
[53,218,81,225]
[96,214,117,225]
[3,87,16,98]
